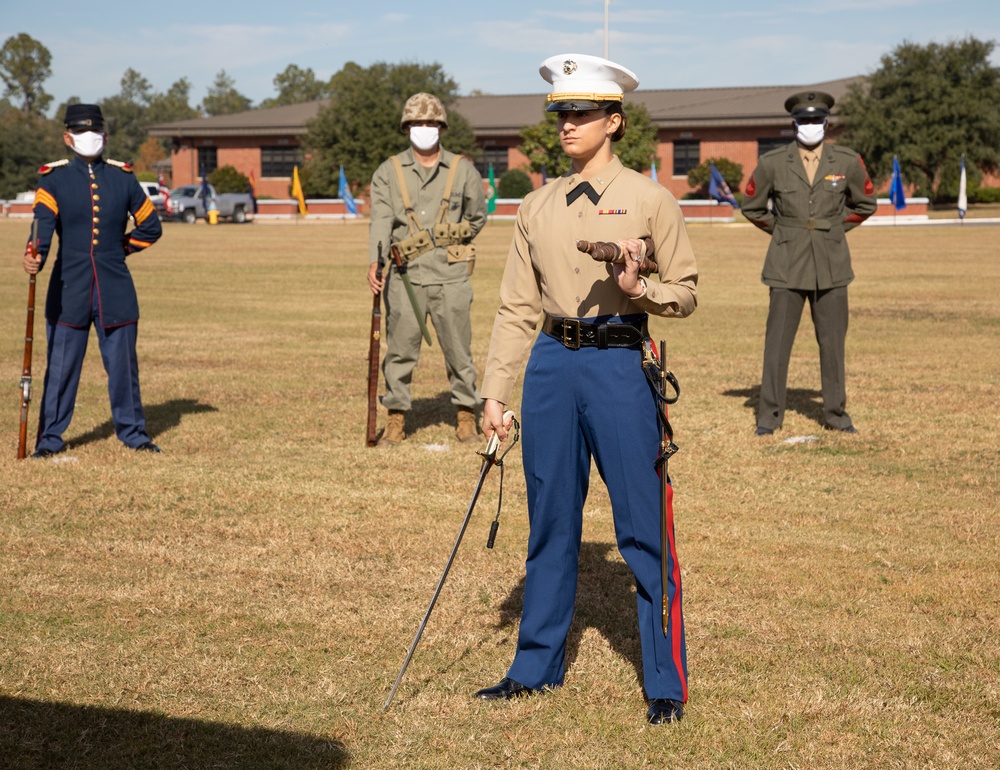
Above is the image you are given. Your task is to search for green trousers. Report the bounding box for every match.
[381,270,479,412]
[758,286,853,431]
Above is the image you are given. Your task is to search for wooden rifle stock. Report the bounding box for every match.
[366,246,386,447]
[18,221,39,459]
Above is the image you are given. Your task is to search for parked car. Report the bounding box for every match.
[137,180,167,213]
[165,184,254,224]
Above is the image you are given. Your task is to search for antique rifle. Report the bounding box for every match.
[366,246,386,447]
[576,237,658,274]
[17,221,39,459]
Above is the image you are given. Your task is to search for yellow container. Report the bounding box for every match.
[208,209,219,225]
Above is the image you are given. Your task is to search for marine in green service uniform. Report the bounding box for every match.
[366,93,488,445]
[742,90,877,436]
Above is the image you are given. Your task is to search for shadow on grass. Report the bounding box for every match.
[68,398,219,449]
[494,541,644,687]
[721,385,826,426]
[0,696,348,769]
[407,392,458,434]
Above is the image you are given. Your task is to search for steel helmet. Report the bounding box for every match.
[400,93,448,129]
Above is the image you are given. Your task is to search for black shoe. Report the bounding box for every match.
[824,424,857,434]
[755,426,774,436]
[134,442,162,453]
[31,447,62,459]
[474,677,535,700]
[646,698,683,724]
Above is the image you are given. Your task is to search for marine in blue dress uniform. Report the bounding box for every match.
[23,104,163,457]
[478,55,699,724]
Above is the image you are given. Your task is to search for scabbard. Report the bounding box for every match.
[398,268,433,346]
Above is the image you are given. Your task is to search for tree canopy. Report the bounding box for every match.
[0,34,53,116]
[839,36,1000,199]
[259,65,330,109]
[302,61,477,197]
[0,107,64,197]
[519,102,659,178]
[200,70,253,116]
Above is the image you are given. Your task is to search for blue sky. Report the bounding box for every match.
[4,0,999,114]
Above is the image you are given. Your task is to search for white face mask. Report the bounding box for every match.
[409,125,440,152]
[70,131,105,158]
[795,121,826,146]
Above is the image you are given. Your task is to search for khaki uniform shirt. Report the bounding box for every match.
[742,142,877,290]
[369,146,487,285]
[481,156,699,405]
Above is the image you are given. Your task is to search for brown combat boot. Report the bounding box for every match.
[379,410,405,446]
[456,406,480,444]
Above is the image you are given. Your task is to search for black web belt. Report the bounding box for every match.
[542,314,648,350]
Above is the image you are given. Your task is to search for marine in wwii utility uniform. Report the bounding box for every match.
[742,90,876,436]
[367,93,487,445]
[24,103,163,457]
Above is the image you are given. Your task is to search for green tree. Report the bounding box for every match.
[497,167,534,198]
[519,102,658,178]
[147,78,199,124]
[839,36,1000,199]
[0,107,65,197]
[0,33,53,116]
[99,68,154,163]
[302,61,477,197]
[686,157,744,195]
[259,65,329,109]
[209,164,251,194]
[200,70,252,116]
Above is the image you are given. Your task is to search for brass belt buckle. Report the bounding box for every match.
[562,319,581,350]
[807,217,815,231]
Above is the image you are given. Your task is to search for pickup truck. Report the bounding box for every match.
[165,184,254,224]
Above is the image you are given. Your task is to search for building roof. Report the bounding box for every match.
[148,76,862,139]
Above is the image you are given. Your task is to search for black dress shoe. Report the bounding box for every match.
[646,698,683,724]
[134,442,162,453]
[474,678,535,700]
[755,426,774,436]
[31,447,62,458]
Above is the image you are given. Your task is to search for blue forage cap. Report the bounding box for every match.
[64,103,104,131]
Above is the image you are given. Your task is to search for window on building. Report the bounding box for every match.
[672,140,700,176]
[197,147,218,175]
[757,138,789,157]
[261,146,303,177]
[474,147,508,180]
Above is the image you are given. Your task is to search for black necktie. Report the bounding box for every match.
[566,181,601,205]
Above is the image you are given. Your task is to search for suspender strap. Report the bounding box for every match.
[391,155,425,237]
[435,160,461,226]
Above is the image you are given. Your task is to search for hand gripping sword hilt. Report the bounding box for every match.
[482,411,519,549]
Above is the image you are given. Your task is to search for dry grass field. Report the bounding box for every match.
[1,215,997,769]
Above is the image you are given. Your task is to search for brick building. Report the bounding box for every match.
[149,77,861,201]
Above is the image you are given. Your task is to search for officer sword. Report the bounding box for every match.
[383,411,519,711]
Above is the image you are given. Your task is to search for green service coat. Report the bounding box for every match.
[742,142,877,290]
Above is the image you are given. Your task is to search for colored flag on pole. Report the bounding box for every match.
[338,166,357,215]
[199,167,210,207]
[291,165,308,217]
[708,162,739,208]
[957,155,968,220]
[541,165,547,185]
[157,169,170,212]
[248,170,259,214]
[487,164,497,214]
[650,159,658,183]
[888,156,906,211]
